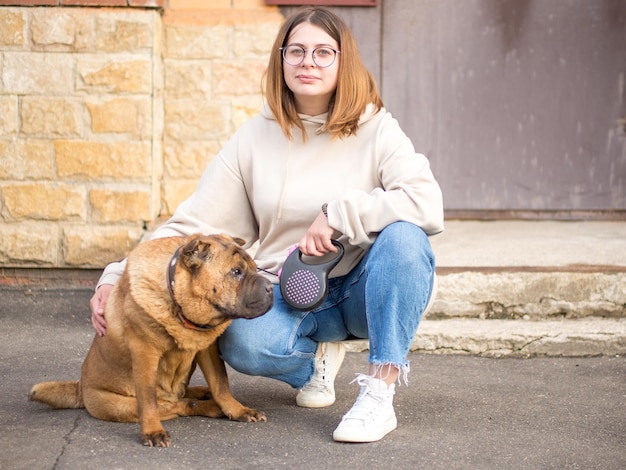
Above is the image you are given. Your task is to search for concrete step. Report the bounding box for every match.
[430,270,625,320]
[402,220,626,356]
[346,318,626,357]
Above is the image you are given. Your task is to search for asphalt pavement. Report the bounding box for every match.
[1,286,624,470]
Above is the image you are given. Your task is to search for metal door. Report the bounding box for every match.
[282,0,626,218]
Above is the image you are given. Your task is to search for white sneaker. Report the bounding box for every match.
[296,342,346,408]
[332,374,397,443]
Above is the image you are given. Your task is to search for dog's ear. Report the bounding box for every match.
[232,237,246,246]
[220,234,246,246]
[181,238,213,272]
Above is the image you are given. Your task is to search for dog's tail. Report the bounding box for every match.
[29,381,84,409]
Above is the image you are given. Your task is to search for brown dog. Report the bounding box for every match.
[30,234,274,447]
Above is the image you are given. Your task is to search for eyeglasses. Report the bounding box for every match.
[280,45,340,68]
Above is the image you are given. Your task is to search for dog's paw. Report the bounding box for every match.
[230,408,267,423]
[142,430,171,448]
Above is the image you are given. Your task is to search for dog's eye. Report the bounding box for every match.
[230,268,244,280]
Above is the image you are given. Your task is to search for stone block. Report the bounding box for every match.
[95,14,154,53]
[0,140,55,179]
[212,60,266,96]
[163,140,218,178]
[0,9,26,46]
[63,225,144,267]
[0,95,18,135]
[20,97,82,137]
[164,24,229,59]
[86,98,151,135]
[233,23,278,59]
[231,95,263,128]
[1,52,74,94]
[77,58,152,94]
[89,188,152,223]
[163,59,212,98]
[30,8,92,51]
[55,141,152,180]
[161,179,196,216]
[164,99,230,140]
[0,223,59,266]
[1,182,86,221]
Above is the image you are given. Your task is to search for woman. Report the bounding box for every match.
[91,6,444,443]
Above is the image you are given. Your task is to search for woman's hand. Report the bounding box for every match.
[299,211,338,256]
[89,284,113,336]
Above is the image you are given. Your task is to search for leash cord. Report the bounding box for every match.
[257,267,279,277]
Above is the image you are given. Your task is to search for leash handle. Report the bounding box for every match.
[279,240,344,311]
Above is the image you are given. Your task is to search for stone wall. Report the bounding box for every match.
[0,0,284,268]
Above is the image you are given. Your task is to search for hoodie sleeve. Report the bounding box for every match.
[327,111,444,246]
[151,135,259,246]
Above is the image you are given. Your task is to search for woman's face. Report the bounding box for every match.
[282,22,340,116]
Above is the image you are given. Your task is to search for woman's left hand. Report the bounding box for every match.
[299,211,338,257]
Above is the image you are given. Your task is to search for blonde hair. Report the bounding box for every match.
[263,7,383,140]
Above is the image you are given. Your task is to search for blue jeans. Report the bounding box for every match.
[218,222,436,388]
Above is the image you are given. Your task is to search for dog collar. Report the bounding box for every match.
[167,244,216,331]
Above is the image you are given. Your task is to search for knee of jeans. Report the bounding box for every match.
[378,221,434,265]
[217,327,263,376]
[218,320,292,377]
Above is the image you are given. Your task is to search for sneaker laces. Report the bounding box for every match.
[343,374,395,421]
[301,349,332,392]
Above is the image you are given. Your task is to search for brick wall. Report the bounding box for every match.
[0,1,284,268]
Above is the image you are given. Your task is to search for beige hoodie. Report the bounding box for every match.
[98,105,444,287]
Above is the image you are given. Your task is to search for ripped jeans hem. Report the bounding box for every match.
[365,360,411,386]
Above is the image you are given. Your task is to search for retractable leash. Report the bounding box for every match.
[279,240,344,311]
